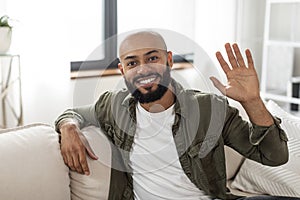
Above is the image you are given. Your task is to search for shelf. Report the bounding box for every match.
[261,0,300,108]
[268,0,300,4]
[266,40,300,47]
[261,92,300,104]
[291,76,300,82]
[265,88,286,95]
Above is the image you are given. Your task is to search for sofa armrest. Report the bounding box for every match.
[0,124,70,200]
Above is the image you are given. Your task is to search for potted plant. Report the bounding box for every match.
[0,15,13,54]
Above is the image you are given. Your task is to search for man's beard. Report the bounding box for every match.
[124,64,171,104]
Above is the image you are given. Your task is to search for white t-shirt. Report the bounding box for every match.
[130,103,211,200]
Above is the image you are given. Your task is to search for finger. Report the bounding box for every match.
[245,49,254,69]
[232,43,246,68]
[66,155,76,171]
[72,154,84,174]
[85,144,98,160]
[216,51,231,74]
[78,151,90,175]
[210,76,226,95]
[225,43,238,69]
[62,154,68,165]
[79,133,98,160]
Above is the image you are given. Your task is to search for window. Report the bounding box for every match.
[71,0,197,78]
[70,0,118,73]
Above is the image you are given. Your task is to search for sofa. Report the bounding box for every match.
[0,100,299,200]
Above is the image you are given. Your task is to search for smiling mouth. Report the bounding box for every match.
[138,77,156,84]
[135,74,159,87]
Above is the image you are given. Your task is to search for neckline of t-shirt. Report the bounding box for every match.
[137,102,175,118]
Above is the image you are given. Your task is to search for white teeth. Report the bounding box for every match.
[139,77,155,84]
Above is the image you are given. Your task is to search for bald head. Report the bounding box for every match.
[119,31,167,58]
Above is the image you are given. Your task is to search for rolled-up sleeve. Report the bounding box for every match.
[54,104,99,133]
[249,116,288,145]
[223,104,289,166]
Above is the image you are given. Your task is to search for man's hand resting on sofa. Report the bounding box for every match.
[59,122,98,175]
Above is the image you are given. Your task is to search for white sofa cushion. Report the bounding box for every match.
[225,146,244,180]
[0,124,70,200]
[70,126,111,200]
[231,101,300,197]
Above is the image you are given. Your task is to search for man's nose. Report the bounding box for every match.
[136,64,150,74]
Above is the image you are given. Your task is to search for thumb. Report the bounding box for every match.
[210,76,226,95]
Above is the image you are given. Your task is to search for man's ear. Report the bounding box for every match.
[167,51,173,68]
[118,63,124,75]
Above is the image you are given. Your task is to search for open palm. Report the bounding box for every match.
[210,43,260,103]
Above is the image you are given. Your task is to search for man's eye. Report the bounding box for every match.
[148,56,158,62]
[127,61,137,67]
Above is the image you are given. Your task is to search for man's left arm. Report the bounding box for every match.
[210,43,288,165]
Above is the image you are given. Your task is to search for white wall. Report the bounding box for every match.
[194,0,238,84]
[194,0,237,59]
[194,0,267,81]
[236,0,266,80]
[118,0,196,44]
[0,0,6,15]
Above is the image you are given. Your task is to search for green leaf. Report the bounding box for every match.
[0,15,13,28]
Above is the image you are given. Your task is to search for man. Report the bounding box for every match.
[55,31,294,200]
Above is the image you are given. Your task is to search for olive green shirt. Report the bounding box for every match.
[55,79,288,200]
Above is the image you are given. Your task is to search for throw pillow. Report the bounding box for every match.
[231,100,300,197]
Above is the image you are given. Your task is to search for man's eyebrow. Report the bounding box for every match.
[144,50,159,56]
[123,50,160,60]
[124,55,137,60]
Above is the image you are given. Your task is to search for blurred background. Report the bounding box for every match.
[0,0,299,127]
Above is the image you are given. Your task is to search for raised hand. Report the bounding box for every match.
[210,43,274,126]
[210,43,260,104]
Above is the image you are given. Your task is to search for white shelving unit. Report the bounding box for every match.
[261,0,300,106]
